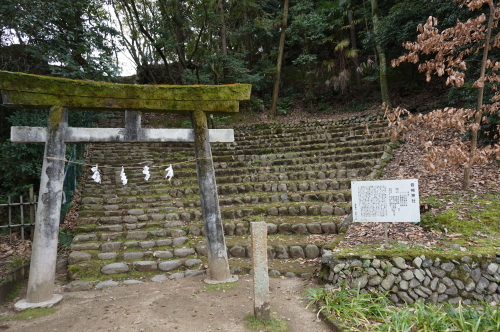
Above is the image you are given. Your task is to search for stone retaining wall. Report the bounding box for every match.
[320,253,500,304]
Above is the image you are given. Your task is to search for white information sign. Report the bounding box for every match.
[351,179,420,222]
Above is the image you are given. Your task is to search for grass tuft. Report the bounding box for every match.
[244,315,288,332]
[0,308,57,321]
[306,285,500,332]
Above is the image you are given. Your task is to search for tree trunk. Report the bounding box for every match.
[462,1,495,190]
[370,0,392,108]
[348,10,361,89]
[218,0,227,56]
[125,0,176,84]
[174,0,186,80]
[269,0,289,120]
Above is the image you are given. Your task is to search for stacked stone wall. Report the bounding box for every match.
[321,253,500,304]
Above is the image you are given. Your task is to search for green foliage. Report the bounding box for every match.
[0,109,104,198]
[242,97,264,113]
[3,283,22,303]
[306,286,500,332]
[244,315,288,332]
[58,229,73,250]
[0,110,47,196]
[305,286,391,330]
[0,0,117,200]
[1,0,119,80]
[420,193,500,237]
[277,96,294,115]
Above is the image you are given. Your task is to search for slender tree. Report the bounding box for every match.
[348,9,362,89]
[370,0,392,108]
[218,0,228,55]
[269,0,289,120]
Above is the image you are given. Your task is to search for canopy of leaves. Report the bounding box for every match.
[0,0,119,198]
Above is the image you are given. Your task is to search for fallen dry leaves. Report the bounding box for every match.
[334,118,499,250]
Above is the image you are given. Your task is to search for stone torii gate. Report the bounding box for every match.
[0,71,251,310]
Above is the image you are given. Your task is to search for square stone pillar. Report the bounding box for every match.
[251,221,270,320]
[15,106,68,310]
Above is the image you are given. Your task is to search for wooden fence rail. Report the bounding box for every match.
[0,187,37,243]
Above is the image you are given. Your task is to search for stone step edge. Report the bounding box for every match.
[69,243,327,273]
[91,140,390,167]
[72,220,340,239]
[88,155,380,179]
[82,167,373,194]
[64,266,316,292]
[79,187,354,210]
[77,201,351,223]
[90,140,388,161]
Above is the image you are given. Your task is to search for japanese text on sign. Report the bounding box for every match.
[351,179,420,222]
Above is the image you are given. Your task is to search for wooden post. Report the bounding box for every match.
[192,110,235,283]
[29,187,35,241]
[15,106,67,310]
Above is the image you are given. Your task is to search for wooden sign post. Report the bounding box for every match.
[0,71,250,310]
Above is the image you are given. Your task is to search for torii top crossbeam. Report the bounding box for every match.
[0,71,251,113]
[0,71,251,310]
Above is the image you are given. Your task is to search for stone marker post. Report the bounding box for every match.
[251,221,271,320]
[192,110,236,284]
[15,106,68,310]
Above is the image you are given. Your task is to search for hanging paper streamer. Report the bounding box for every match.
[165,164,174,182]
[142,166,150,181]
[91,164,101,184]
[120,166,128,185]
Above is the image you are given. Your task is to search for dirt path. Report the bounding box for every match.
[1,275,330,332]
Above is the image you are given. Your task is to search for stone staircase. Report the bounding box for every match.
[68,112,396,281]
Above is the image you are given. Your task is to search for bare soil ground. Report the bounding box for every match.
[0,275,329,332]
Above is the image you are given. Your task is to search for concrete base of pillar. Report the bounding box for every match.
[14,294,63,311]
[204,275,238,285]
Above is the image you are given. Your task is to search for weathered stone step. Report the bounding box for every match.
[233,125,387,141]
[77,199,350,226]
[79,183,354,212]
[74,215,341,238]
[223,134,385,152]
[89,139,389,167]
[234,117,385,135]
[232,131,386,144]
[85,151,383,186]
[86,164,372,193]
[85,149,386,189]
[69,234,330,277]
[81,184,350,205]
[69,256,317,281]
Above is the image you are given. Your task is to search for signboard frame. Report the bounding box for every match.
[351,179,420,223]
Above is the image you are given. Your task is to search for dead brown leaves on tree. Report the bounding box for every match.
[390,0,500,188]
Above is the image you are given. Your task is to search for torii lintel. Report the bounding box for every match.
[0,71,251,113]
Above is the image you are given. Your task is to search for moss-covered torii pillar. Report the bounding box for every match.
[0,71,251,308]
[16,106,68,309]
[192,110,236,283]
